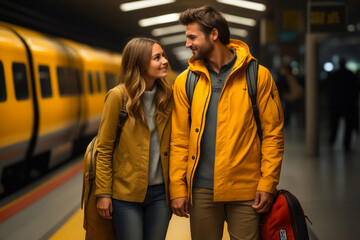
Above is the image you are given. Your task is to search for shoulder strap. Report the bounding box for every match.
[87,135,98,203]
[88,136,97,182]
[185,70,199,125]
[246,60,263,142]
[114,87,129,146]
[114,104,128,146]
[88,103,127,187]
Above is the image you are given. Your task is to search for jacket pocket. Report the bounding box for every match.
[113,152,129,175]
[270,89,282,120]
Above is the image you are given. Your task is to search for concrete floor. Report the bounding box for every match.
[0,120,359,240]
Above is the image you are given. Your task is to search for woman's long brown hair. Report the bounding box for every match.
[118,37,173,125]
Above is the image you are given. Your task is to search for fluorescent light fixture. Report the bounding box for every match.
[172,46,193,60]
[217,0,266,12]
[152,24,186,36]
[139,13,180,27]
[159,34,186,45]
[172,46,188,54]
[120,0,176,12]
[347,24,355,32]
[223,13,256,27]
[175,53,193,61]
[229,27,248,37]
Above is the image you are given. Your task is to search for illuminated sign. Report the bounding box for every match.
[309,3,346,33]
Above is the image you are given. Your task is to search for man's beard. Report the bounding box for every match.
[191,41,213,60]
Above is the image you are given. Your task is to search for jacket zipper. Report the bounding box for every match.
[270,91,281,120]
[189,85,210,200]
[188,71,231,199]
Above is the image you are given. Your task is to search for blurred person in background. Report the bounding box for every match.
[276,64,304,128]
[328,58,358,152]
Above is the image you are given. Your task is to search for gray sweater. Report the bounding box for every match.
[143,84,164,186]
[194,50,237,189]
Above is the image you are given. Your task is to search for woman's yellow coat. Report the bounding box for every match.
[95,86,171,203]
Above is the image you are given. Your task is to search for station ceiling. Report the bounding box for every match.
[1,0,359,71]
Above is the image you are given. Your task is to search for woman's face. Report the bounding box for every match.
[144,43,168,83]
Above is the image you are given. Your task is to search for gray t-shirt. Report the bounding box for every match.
[193,49,237,189]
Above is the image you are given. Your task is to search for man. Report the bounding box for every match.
[328,58,358,151]
[169,6,284,240]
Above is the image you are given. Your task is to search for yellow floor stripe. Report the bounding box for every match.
[49,209,230,240]
[49,209,85,240]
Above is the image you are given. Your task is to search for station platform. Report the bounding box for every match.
[0,124,359,240]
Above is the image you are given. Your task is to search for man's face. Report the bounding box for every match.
[185,22,214,60]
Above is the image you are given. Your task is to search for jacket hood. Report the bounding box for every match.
[187,39,255,74]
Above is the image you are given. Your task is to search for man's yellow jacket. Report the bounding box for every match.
[170,39,284,203]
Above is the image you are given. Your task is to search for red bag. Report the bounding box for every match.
[260,190,311,240]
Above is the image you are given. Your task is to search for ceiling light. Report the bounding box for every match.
[139,13,180,27]
[175,53,193,61]
[323,62,334,72]
[152,24,186,36]
[347,24,355,32]
[217,0,266,12]
[173,46,193,60]
[223,13,256,27]
[229,27,248,37]
[120,0,176,12]
[160,34,186,45]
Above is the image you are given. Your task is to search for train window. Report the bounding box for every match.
[0,61,6,102]
[105,72,116,91]
[75,70,83,95]
[87,71,93,94]
[57,67,82,96]
[39,65,52,98]
[12,63,29,100]
[95,71,101,93]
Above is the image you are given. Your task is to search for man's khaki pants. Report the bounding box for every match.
[189,188,260,240]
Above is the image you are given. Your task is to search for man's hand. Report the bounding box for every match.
[97,197,113,219]
[171,197,189,218]
[251,191,274,213]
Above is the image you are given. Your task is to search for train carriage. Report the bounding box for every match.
[0,21,121,195]
[0,25,34,192]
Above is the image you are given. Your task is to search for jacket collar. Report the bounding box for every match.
[187,39,255,76]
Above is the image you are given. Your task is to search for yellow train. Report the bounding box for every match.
[0,21,122,196]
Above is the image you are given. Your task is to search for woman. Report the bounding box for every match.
[95,37,173,240]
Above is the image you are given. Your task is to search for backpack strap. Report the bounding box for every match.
[246,60,262,142]
[185,70,199,125]
[88,104,128,200]
[87,135,97,202]
[115,104,128,147]
[88,136,97,183]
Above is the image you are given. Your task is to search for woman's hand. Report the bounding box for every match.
[96,197,113,219]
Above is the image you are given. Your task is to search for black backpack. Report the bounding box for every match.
[185,59,262,141]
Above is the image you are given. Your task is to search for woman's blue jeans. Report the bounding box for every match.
[112,184,172,240]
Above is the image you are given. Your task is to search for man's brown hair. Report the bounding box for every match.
[179,6,230,45]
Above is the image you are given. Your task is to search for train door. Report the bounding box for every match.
[0,25,34,194]
[12,26,82,169]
